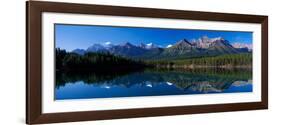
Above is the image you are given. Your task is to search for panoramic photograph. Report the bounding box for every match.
[55,24,253,100]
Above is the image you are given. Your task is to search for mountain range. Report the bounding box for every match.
[70,36,252,60]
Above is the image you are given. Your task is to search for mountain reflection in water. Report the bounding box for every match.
[55,68,252,100]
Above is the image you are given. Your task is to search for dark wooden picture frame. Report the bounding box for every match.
[26,1,268,124]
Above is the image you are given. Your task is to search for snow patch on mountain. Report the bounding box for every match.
[139,42,159,49]
[166,44,173,48]
[191,36,225,49]
[105,42,111,45]
[232,42,253,50]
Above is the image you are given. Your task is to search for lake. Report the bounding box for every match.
[55,68,252,100]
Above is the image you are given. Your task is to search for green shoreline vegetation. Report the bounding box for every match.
[146,53,252,69]
[56,48,149,72]
[56,48,252,72]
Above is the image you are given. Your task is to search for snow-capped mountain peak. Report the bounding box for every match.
[104,42,113,48]
[147,43,153,46]
[193,36,226,48]
[166,44,173,48]
[86,43,107,52]
[211,37,224,42]
[105,42,112,45]
[140,42,158,49]
[232,42,253,51]
[146,43,158,49]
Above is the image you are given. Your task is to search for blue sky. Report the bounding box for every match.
[55,24,252,51]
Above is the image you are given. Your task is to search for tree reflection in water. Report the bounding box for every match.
[56,68,252,93]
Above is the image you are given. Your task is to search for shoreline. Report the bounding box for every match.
[154,64,252,69]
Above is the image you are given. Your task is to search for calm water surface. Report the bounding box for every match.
[55,68,252,100]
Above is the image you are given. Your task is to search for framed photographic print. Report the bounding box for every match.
[26,1,268,124]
